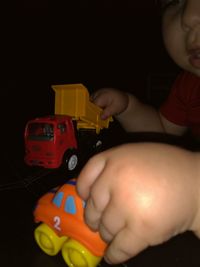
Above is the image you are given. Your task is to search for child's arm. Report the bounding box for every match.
[77,143,200,264]
[91,88,187,134]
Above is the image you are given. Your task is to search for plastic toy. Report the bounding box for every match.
[33,179,107,267]
[24,84,112,171]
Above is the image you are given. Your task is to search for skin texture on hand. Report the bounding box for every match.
[91,88,129,120]
[77,143,200,264]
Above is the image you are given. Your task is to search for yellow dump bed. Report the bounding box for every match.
[52,84,112,134]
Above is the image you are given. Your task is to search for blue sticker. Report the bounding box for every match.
[52,191,64,207]
[64,196,76,214]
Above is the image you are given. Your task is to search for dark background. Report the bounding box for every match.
[1,0,180,162]
[2,1,200,267]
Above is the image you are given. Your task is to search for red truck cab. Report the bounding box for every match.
[24,115,78,169]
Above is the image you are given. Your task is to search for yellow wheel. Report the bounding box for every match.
[61,239,102,267]
[34,223,68,256]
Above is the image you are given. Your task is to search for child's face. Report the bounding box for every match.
[162,0,200,77]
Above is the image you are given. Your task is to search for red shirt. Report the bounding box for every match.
[160,71,200,137]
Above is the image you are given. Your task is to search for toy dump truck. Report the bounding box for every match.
[24,84,112,171]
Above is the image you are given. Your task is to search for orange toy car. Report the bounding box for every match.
[33,179,107,267]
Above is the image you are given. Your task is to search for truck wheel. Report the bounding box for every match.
[62,239,102,267]
[92,139,103,153]
[34,223,68,256]
[95,140,102,148]
[63,150,78,171]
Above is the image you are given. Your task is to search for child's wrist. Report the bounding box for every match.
[115,93,132,119]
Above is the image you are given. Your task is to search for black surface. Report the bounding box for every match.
[1,128,200,267]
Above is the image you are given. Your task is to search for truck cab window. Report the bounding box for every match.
[58,123,66,134]
[27,123,54,141]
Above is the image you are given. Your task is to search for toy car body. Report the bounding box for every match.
[33,179,107,267]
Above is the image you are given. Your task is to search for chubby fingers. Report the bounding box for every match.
[90,89,115,119]
[90,196,148,264]
[76,153,107,200]
[76,153,110,231]
[90,89,109,108]
[104,228,148,264]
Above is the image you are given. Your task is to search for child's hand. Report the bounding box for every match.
[91,88,129,119]
[77,143,200,264]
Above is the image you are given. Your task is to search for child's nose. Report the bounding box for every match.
[181,0,200,32]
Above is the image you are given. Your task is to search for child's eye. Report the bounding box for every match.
[160,0,185,10]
